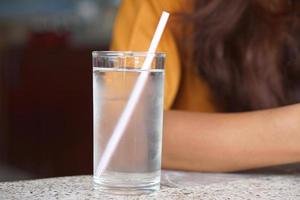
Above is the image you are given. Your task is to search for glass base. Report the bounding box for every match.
[93,171,161,195]
[93,182,160,195]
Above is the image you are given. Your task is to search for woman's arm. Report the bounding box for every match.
[162,104,300,172]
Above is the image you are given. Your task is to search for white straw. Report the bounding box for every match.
[96,11,170,176]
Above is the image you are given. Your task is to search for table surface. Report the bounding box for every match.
[1,167,300,200]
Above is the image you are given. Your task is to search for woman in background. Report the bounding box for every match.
[111,0,300,172]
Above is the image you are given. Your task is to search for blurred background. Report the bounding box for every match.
[0,0,120,181]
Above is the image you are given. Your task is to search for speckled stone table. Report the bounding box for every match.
[1,169,300,200]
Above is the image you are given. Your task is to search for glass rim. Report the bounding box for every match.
[92,51,166,58]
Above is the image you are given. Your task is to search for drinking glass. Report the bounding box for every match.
[93,51,165,195]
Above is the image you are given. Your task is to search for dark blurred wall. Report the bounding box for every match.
[0,51,8,162]
[0,0,119,181]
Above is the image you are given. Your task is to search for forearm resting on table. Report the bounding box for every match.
[162,104,300,172]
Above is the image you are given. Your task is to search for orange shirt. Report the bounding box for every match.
[111,0,216,112]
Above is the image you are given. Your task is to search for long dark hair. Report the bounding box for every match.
[182,0,300,112]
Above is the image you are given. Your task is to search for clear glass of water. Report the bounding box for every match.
[92,51,165,195]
